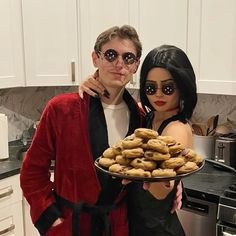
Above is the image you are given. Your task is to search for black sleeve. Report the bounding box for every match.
[34,203,62,235]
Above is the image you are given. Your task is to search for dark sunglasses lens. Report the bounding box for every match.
[122,52,136,65]
[104,49,118,62]
[145,82,157,95]
[162,83,175,95]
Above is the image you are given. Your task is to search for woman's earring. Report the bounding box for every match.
[180,99,184,111]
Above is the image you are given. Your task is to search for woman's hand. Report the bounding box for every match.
[143,181,175,200]
[144,180,182,213]
[78,71,109,99]
[171,180,183,213]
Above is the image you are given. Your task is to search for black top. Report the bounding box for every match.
[127,112,187,236]
[145,111,187,134]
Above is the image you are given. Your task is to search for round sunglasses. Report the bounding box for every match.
[145,80,176,96]
[98,49,137,65]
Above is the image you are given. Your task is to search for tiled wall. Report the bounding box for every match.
[0,87,236,141]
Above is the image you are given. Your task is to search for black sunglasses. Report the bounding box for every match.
[98,49,137,65]
[145,80,176,96]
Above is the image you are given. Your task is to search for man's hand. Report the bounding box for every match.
[51,218,64,227]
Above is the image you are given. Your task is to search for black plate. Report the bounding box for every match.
[94,158,205,182]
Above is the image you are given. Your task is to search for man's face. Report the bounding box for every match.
[92,37,139,89]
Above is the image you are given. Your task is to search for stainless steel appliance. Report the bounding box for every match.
[214,133,236,168]
[217,183,236,235]
[177,196,218,236]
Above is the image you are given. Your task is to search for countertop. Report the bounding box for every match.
[0,140,23,179]
[1,143,236,203]
[183,160,236,202]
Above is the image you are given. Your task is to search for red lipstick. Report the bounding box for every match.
[154,101,166,106]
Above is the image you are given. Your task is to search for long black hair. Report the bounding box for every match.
[139,45,197,119]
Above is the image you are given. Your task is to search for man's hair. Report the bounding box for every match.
[139,45,197,119]
[94,25,142,59]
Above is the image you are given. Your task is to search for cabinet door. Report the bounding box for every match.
[0,175,22,210]
[0,175,23,236]
[130,0,188,88]
[78,0,131,80]
[0,0,25,89]
[23,198,39,236]
[22,0,79,86]
[188,0,236,95]
[0,202,24,236]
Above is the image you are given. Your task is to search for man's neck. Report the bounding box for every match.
[100,87,125,105]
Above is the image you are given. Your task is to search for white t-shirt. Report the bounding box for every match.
[102,101,130,146]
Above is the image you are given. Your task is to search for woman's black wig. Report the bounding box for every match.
[139,45,197,119]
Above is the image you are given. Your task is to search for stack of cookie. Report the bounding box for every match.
[98,128,204,178]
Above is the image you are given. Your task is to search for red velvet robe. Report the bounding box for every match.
[20,91,143,236]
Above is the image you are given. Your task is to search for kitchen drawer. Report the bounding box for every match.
[0,175,22,210]
[0,201,24,236]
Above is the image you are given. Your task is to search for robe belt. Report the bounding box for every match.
[56,194,119,236]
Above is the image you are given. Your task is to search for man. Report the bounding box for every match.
[20,25,144,236]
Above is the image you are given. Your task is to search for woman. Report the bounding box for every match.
[127,45,197,236]
[79,45,197,235]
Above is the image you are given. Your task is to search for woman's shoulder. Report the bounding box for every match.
[165,120,192,132]
[162,121,193,147]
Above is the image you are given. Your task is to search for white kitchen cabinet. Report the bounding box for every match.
[0,174,24,236]
[129,0,189,88]
[23,198,39,236]
[0,0,25,89]
[22,0,79,86]
[187,0,236,95]
[78,0,188,89]
[78,0,132,80]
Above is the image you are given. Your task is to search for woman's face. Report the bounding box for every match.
[145,67,180,112]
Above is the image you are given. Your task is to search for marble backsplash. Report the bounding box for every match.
[0,86,236,141]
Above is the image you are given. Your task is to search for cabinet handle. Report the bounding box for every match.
[71,61,75,82]
[0,188,13,199]
[0,224,15,235]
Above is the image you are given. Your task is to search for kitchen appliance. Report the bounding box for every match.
[0,113,9,160]
[177,196,218,236]
[214,133,236,168]
[193,134,215,159]
[217,182,236,235]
